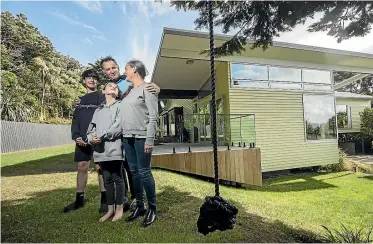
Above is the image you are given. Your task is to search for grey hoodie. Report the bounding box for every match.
[119,83,159,146]
[86,100,123,162]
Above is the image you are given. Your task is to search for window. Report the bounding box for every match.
[303,94,337,140]
[234,81,269,88]
[231,63,268,80]
[303,84,332,91]
[270,82,302,90]
[269,66,302,82]
[302,69,331,84]
[336,105,352,129]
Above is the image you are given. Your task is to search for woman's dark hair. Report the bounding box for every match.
[82,69,99,80]
[126,60,148,79]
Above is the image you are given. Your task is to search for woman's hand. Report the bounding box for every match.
[145,144,153,153]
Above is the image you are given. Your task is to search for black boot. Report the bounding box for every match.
[143,207,157,227]
[99,191,108,214]
[126,204,146,222]
[63,192,84,213]
[129,198,137,212]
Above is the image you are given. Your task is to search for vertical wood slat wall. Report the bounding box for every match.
[151,148,262,186]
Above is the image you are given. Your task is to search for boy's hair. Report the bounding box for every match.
[82,69,99,80]
[100,56,119,69]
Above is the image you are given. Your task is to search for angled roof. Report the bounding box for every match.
[335,91,373,99]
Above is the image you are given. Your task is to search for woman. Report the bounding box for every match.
[119,60,158,227]
[86,82,125,222]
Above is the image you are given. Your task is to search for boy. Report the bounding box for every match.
[63,69,108,214]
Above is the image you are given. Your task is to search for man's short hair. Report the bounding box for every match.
[100,56,119,69]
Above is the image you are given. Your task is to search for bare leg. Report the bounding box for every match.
[77,161,89,192]
[99,205,114,222]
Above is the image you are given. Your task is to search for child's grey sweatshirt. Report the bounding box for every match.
[86,100,123,162]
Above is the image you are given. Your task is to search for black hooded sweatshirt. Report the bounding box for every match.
[71,91,105,141]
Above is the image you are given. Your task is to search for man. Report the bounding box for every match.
[64,69,108,214]
[99,56,160,210]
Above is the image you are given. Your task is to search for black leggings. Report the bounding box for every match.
[123,158,135,200]
[100,160,124,205]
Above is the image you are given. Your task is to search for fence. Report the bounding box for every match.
[1,120,73,154]
[159,113,256,146]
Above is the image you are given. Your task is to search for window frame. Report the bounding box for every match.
[302,94,338,143]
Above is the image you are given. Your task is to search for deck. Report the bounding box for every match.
[151,143,262,186]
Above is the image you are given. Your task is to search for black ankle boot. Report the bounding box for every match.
[126,206,146,222]
[143,208,157,227]
[63,192,84,213]
[99,191,108,214]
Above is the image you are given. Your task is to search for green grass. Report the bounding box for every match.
[1,145,373,243]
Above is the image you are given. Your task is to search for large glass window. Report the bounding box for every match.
[336,105,352,129]
[303,94,337,140]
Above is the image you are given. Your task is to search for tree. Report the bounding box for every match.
[171,1,373,57]
[1,11,86,123]
[360,108,373,138]
[1,71,36,121]
[334,71,373,97]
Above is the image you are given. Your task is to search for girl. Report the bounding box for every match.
[119,60,158,227]
[87,82,126,222]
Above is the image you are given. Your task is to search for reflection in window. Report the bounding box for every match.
[269,67,301,82]
[270,82,302,90]
[231,63,268,80]
[303,95,337,140]
[302,69,331,84]
[336,105,351,129]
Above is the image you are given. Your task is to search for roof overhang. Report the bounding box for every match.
[152,27,373,94]
[335,91,373,99]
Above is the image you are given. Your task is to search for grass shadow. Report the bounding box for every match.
[243,172,341,193]
[1,152,78,177]
[1,185,323,243]
[362,175,373,181]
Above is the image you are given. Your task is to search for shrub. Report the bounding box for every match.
[322,224,372,243]
[320,149,346,172]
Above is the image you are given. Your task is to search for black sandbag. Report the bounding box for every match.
[197,195,238,235]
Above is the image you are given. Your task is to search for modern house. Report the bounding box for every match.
[152,27,373,173]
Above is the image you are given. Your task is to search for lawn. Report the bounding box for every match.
[1,145,373,243]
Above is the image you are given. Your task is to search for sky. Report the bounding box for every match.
[2,1,373,82]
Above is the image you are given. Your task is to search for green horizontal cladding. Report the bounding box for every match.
[229,88,339,172]
[336,97,372,134]
[163,99,194,114]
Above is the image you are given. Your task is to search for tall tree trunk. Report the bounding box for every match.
[40,68,46,120]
